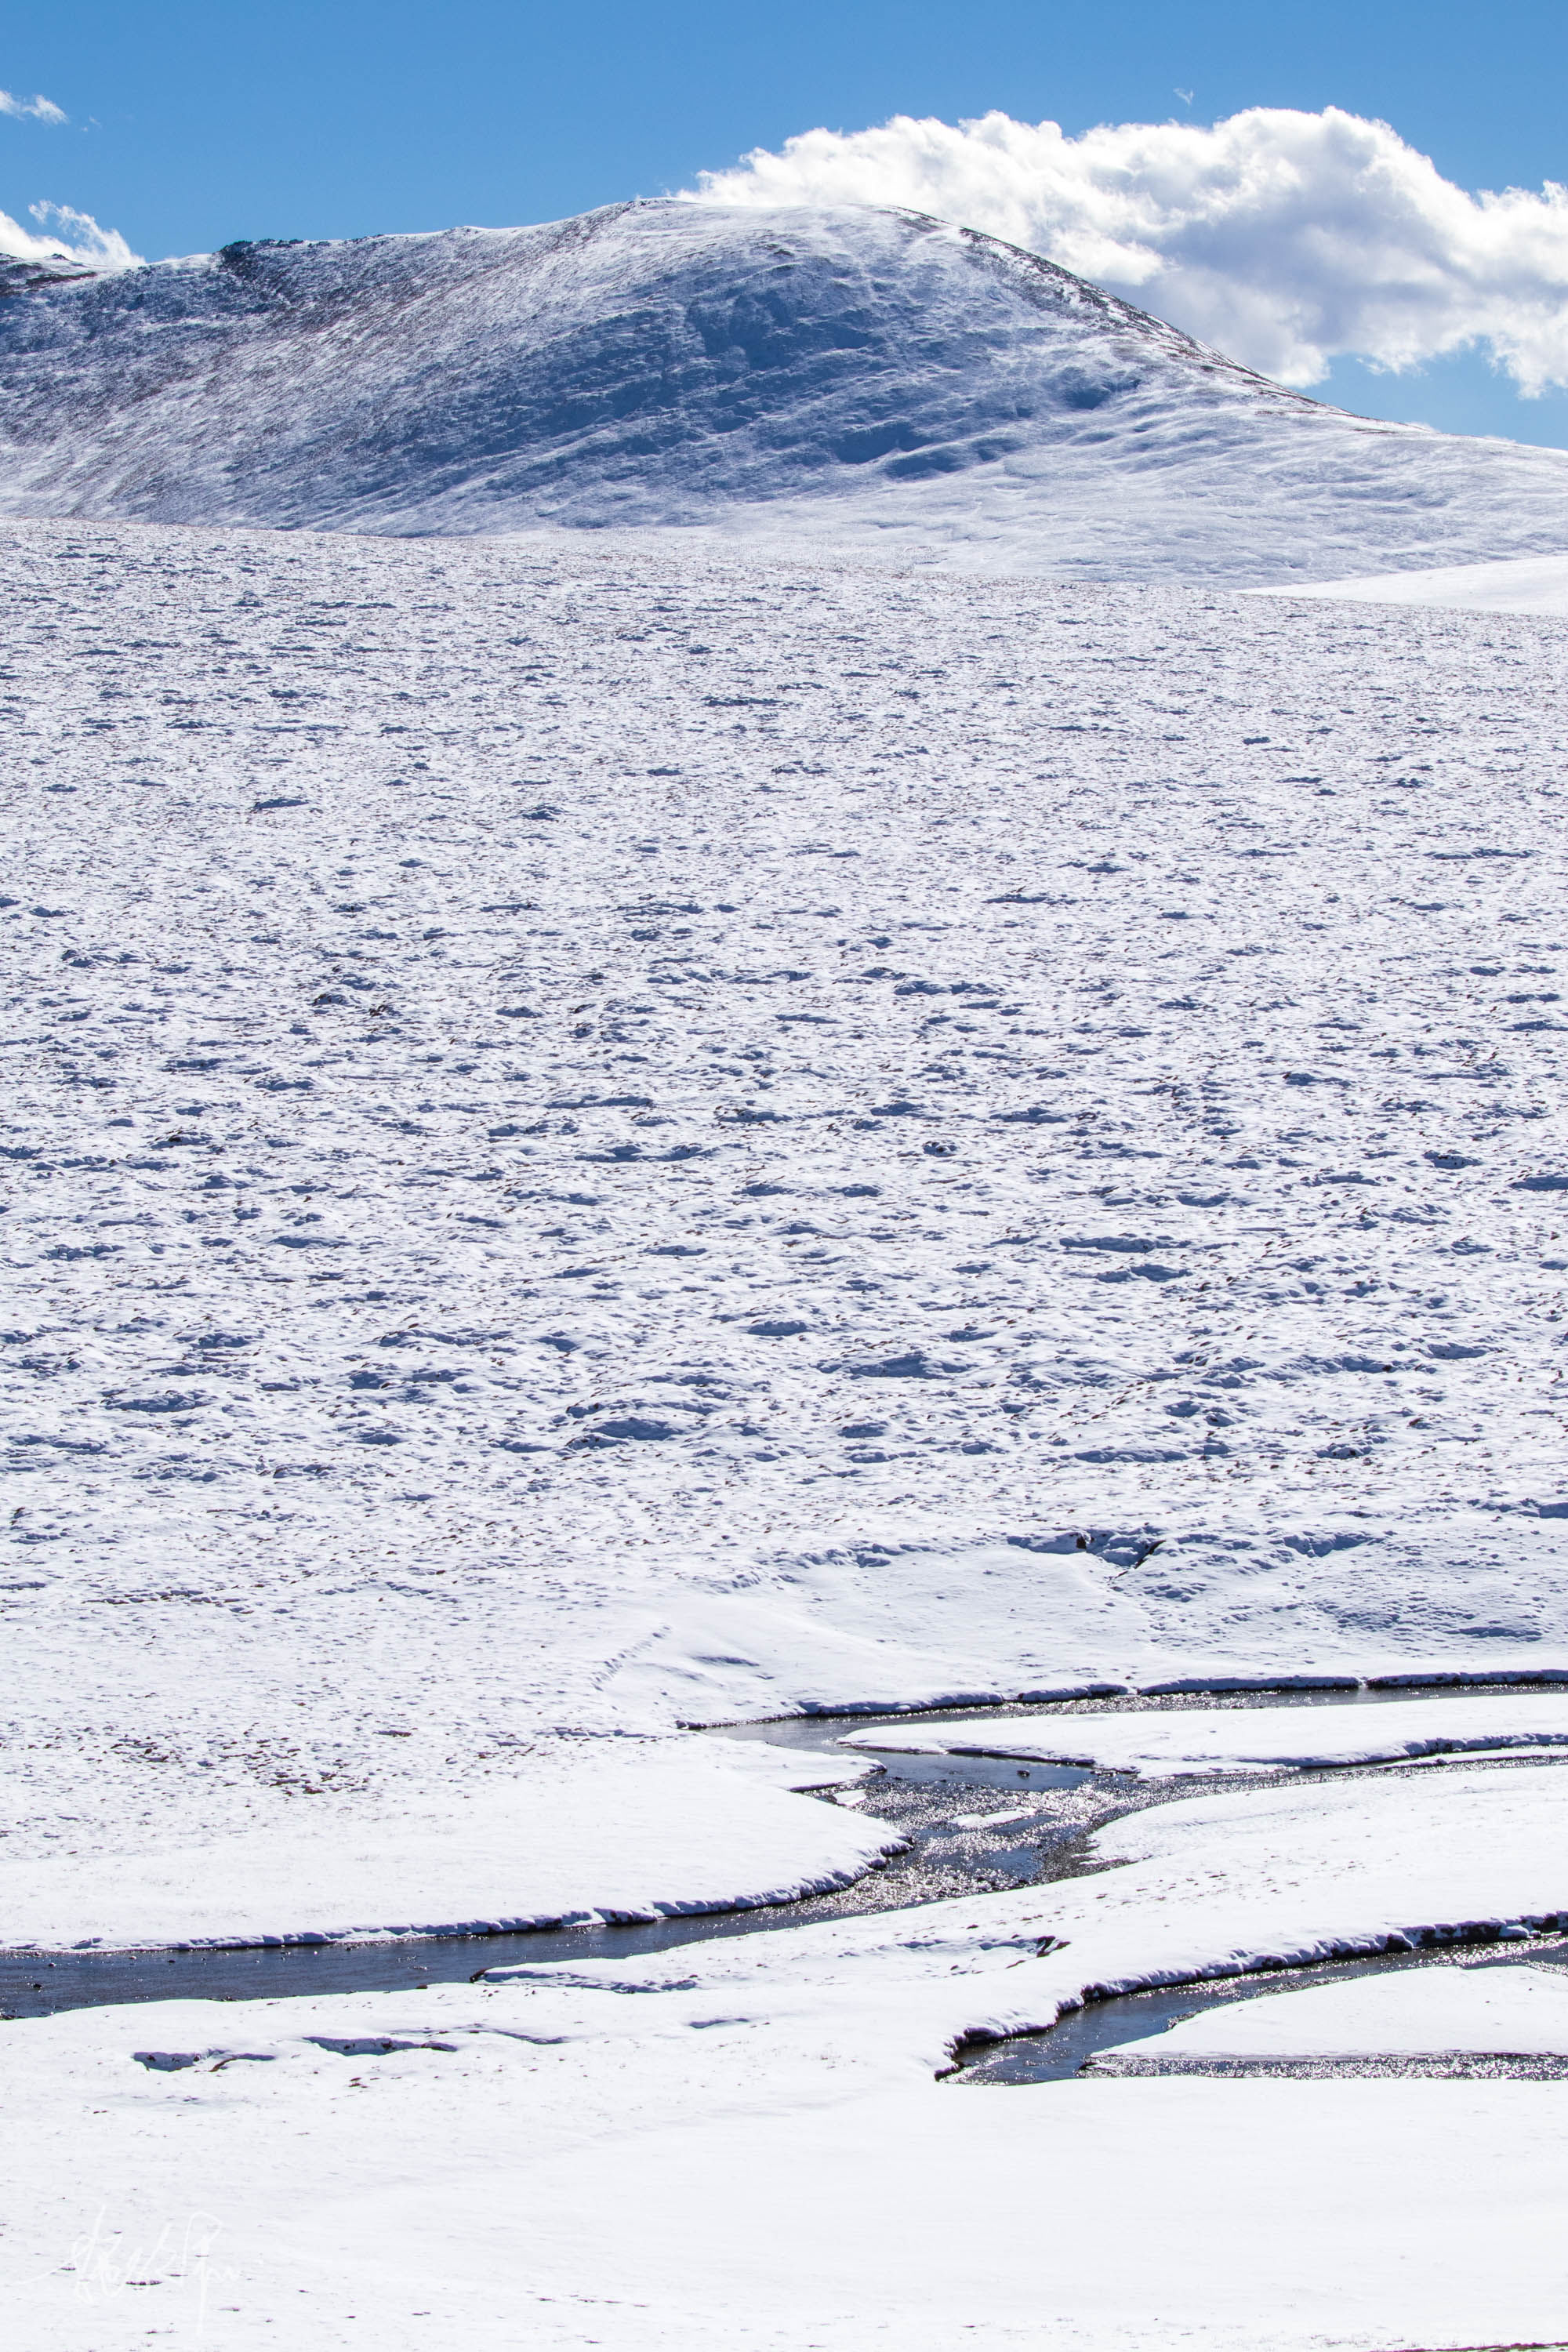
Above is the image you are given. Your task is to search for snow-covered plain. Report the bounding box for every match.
[842,1690,1568,1776]
[7,201,1568,583]
[9,514,1568,1935]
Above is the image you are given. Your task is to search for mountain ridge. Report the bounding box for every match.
[2,198,1566,579]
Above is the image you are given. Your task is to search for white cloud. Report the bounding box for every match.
[0,199,140,271]
[684,107,1568,395]
[0,89,66,124]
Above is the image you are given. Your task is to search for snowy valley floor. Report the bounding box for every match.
[9,517,1568,2343]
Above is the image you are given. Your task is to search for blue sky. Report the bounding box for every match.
[6,0,1568,443]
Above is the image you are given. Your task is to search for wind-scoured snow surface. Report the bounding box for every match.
[7,515,1568,1870]
[5,201,1568,582]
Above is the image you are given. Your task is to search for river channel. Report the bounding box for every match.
[5,1680,1567,2080]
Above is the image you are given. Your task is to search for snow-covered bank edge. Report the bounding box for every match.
[948,1914,1568,2071]
[699,1661,1568,1719]
[0,1740,896,1956]
[840,1690,1568,1778]
[16,1674,1568,1958]
[1094,1958,1568,2062]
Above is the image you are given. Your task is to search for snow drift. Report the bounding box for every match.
[5,199,1568,579]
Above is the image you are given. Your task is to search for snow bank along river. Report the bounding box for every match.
[11,1706,1568,2349]
[8,1682,1568,2021]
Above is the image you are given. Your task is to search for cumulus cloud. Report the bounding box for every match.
[0,84,136,276]
[0,88,66,124]
[0,199,140,272]
[684,107,1568,394]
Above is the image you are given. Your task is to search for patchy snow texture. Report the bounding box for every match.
[8,517,1568,1879]
[13,212,1568,2345]
[5,202,1568,581]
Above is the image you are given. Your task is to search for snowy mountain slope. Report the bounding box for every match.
[4,201,1568,580]
[8,514,1568,1879]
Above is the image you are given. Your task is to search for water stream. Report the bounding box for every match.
[950,1938,1568,2085]
[5,1681,1567,2062]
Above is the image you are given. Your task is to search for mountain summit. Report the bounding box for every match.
[3,199,1566,579]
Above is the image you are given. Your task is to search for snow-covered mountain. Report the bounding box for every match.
[4,199,1568,580]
